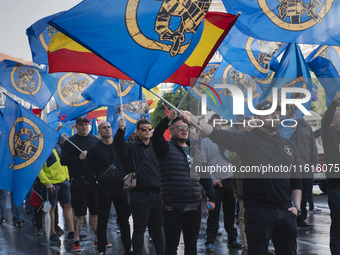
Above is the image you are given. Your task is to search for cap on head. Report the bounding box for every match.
[255,100,281,112]
[76,116,89,125]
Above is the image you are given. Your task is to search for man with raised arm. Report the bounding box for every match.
[187,100,302,255]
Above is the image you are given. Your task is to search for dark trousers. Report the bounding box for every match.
[297,178,309,222]
[97,185,131,253]
[307,178,315,210]
[129,191,164,255]
[205,178,237,244]
[328,189,340,255]
[163,204,201,255]
[245,207,297,255]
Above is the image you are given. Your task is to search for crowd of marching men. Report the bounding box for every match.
[1,91,340,255]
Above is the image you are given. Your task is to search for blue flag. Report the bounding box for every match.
[90,119,98,137]
[0,60,52,109]
[0,95,60,206]
[218,26,286,79]
[190,60,264,121]
[259,43,313,139]
[224,0,340,45]
[26,12,64,65]
[307,46,340,106]
[43,72,100,121]
[49,0,211,89]
[82,78,141,106]
[173,84,188,95]
[107,94,150,141]
[47,108,76,137]
[0,110,3,132]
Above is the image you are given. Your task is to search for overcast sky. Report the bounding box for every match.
[0,0,82,61]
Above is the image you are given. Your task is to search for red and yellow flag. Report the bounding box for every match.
[48,12,238,86]
[165,12,238,86]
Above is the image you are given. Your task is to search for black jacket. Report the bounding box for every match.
[60,133,98,179]
[209,127,301,209]
[321,100,340,189]
[113,128,160,192]
[84,140,125,188]
[153,117,216,207]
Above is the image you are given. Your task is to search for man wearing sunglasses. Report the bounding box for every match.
[113,118,165,255]
[152,110,216,255]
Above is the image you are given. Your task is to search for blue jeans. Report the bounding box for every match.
[0,190,7,218]
[11,197,23,222]
[245,207,297,255]
[129,191,164,255]
[328,189,340,255]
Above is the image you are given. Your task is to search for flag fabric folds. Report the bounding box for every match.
[164,12,238,86]
[306,45,340,106]
[223,0,340,45]
[0,60,52,109]
[49,0,212,89]
[218,26,286,79]
[26,12,63,65]
[190,60,264,121]
[82,77,141,107]
[48,32,131,80]
[48,11,238,88]
[0,95,60,206]
[107,95,150,141]
[259,43,313,139]
[47,108,76,137]
[43,72,99,121]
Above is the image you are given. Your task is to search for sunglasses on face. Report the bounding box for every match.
[172,125,188,131]
[139,126,152,132]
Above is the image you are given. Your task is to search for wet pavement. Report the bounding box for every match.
[0,186,332,255]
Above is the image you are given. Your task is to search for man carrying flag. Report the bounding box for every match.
[60,116,99,252]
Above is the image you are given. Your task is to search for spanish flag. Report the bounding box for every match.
[48,12,238,87]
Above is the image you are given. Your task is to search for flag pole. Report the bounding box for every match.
[176,86,193,110]
[118,83,124,119]
[148,89,202,131]
[61,134,82,152]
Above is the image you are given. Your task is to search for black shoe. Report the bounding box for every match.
[297,220,313,229]
[16,221,23,228]
[12,217,16,222]
[67,231,74,239]
[55,225,64,234]
[80,233,87,240]
[50,233,61,243]
[35,229,42,236]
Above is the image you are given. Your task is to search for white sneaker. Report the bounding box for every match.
[310,207,322,212]
[217,228,223,235]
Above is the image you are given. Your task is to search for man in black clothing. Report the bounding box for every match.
[152,110,216,255]
[85,121,132,255]
[321,90,340,255]
[60,116,99,252]
[114,118,165,255]
[290,118,318,230]
[188,100,302,255]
